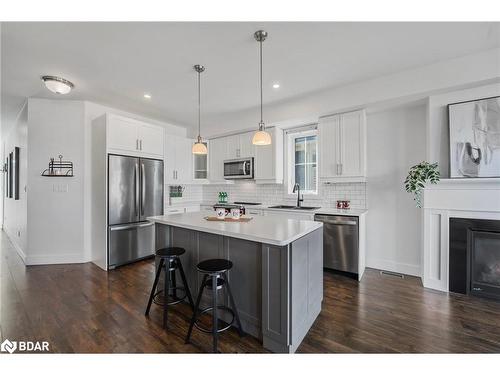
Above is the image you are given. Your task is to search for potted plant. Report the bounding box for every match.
[404,161,440,208]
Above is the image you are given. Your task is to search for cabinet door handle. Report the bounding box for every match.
[136,139,139,150]
[139,139,143,150]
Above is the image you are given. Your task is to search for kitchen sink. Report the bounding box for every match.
[268,205,320,210]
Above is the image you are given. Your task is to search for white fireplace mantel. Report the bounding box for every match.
[422,178,500,292]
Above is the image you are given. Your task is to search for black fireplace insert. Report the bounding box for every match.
[449,218,500,300]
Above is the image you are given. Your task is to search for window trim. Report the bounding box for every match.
[286,128,318,196]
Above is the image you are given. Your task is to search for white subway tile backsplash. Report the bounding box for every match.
[195,181,367,209]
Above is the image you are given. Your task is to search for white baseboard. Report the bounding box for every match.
[25,253,89,266]
[4,230,27,264]
[366,258,421,277]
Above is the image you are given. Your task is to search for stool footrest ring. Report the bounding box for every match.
[153,286,187,306]
[193,305,235,334]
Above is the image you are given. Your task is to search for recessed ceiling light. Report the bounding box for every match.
[41,76,74,95]
[272,83,280,89]
[143,93,152,99]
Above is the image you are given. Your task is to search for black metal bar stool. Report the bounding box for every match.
[185,258,245,353]
[145,247,194,329]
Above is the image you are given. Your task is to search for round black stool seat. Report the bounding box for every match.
[197,259,233,274]
[156,247,185,258]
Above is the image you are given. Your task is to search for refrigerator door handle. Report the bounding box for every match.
[141,162,146,216]
[134,163,139,217]
[110,222,154,231]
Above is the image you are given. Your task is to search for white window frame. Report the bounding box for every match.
[286,127,318,196]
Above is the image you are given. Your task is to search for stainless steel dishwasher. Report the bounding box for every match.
[314,214,359,275]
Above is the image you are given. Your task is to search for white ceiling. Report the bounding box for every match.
[2,22,499,133]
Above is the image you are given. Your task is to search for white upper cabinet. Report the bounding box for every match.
[225,134,240,159]
[107,115,141,153]
[238,132,255,158]
[208,137,227,183]
[318,109,366,182]
[165,135,195,184]
[106,114,164,158]
[254,127,284,184]
[224,132,255,159]
[138,124,164,156]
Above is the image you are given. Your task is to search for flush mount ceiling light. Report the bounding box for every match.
[272,83,280,89]
[41,75,74,95]
[143,93,152,99]
[252,30,272,146]
[192,64,208,155]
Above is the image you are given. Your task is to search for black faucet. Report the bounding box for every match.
[292,183,303,208]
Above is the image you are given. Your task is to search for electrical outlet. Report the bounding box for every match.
[52,184,69,193]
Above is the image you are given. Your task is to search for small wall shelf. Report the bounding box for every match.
[41,155,74,177]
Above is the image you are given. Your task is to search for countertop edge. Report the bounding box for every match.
[148,215,323,246]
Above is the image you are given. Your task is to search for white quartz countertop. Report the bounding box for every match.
[148,212,323,246]
[199,202,367,216]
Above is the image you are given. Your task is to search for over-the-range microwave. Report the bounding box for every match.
[223,157,254,179]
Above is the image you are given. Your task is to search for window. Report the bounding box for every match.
[287,128,318,195]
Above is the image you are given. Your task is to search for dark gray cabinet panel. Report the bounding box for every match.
[153,223,323,353]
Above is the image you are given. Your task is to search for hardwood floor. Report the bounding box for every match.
[1,231,500,353]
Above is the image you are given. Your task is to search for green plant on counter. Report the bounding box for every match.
[404,161,440,208]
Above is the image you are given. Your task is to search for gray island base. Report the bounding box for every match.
[148,212,323,353]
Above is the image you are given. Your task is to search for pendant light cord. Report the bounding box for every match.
[198,70,201,138]
[259,38,263,128]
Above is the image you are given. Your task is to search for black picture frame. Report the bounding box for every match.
[8,152,13,198]
[13,147,20,200]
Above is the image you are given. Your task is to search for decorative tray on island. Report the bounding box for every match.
[204,216,253,223]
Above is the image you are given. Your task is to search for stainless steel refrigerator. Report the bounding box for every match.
[108,154,163,268]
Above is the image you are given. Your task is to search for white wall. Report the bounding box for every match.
[366,104,426,276]
[206,48,500,137]
[427,82,500,177]
[27,98,86,264]
[2,103,28,259]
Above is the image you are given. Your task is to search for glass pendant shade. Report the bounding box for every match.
[252,126,272,146]
[192,137,208,154]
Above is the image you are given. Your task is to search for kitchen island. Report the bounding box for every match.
[148,212,323,353]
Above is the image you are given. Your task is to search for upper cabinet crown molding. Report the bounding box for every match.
[318,109,366,183]
[105,114,164,158]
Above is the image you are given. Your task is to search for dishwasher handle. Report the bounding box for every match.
[314,215,358,226]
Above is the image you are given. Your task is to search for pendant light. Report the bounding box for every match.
[252,30,272,146]
[192,64,208,154]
